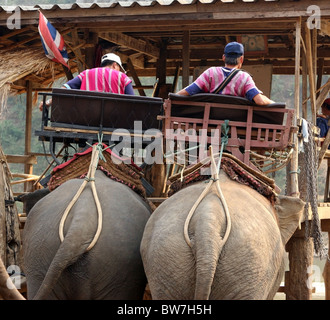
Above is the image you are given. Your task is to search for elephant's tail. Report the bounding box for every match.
[32,229,91,300]
[193,228,226,300]
[193,183,231,300]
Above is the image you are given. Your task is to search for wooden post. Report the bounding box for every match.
[71,28,85,73]
[289,18,301,198]
[0,152,6,265]
[302,53,308,118]
[286,227,314,300]
[155,39,168,99]
[316,58,324,99]
[304,23,317,124]
[0,146,21,268]
[127,58,146,96]
[285,18,314,300]
[85,31,98,69]
[182,30,190,88]
[24,81,33,192]
[62,65,73,81]
[322,219,330,300]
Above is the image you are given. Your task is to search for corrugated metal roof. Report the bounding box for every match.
[0,0,281,13]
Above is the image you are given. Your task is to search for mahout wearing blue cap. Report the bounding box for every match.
[224,42,244,58]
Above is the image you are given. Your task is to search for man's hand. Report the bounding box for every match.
[253,93,275,105]
[176,89,190,96]
[39,98,52,111]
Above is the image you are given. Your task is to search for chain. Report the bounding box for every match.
[303,121,327,259]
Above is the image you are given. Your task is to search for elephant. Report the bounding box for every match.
[140,170,304,300]
[23,170,152,300]
[15,188,50,216]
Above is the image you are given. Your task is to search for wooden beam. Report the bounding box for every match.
[126,58,145,96]
[62,65,73,81]
[5,155,37,165]
[98,32,159,59]
[319,128,330,168]
[316,58,324,99]
[316,79,330,113]
[66,29,85,73]
[4,0,329,27]
[182,30,190,88]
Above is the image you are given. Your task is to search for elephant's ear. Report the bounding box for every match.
[274,195,305,245]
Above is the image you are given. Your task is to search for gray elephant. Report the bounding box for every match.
[140,170,304,300]
[23,170,152,299]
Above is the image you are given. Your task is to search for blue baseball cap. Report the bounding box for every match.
[224,42,244,58]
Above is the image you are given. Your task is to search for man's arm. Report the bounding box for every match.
[176,88,190,96]
[253,93,275,105]
[124,82,135,95]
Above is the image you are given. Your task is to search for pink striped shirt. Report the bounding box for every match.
[189,67,261,100]
[77,68,132,94]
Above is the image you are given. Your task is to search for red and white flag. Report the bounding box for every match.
[38,11,70,68]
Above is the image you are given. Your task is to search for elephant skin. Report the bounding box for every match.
[140,171,304,300]
[23,170,152,300]
[15,188,50,215]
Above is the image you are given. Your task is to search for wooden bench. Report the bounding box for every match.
[160,93,295,169]
[35,88,164,164]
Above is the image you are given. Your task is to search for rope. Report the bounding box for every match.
[302,121,327,259]
[183,144,232,248]
[58,143,104,252]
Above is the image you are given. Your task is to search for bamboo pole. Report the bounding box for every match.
[289,18,301,198]
[304,23,317,124]
[24,81,33,192]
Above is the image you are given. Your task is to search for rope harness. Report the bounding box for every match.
[59,143,105,252]
[183,121,232,248]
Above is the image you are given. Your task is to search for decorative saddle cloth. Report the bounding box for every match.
[168,153,279,204]
[48,143,147,200]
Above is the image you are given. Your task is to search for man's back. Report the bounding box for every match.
[78,67,132,94]
[193,67,258,100]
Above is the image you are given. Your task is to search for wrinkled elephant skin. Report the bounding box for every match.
[140,171,304,300]
[23,170,151,300]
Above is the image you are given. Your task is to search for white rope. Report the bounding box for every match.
[59,144,103,251]
[183,146,231,248]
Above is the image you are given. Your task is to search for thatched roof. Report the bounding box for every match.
[0,48,52,112]
[0,46,79,116]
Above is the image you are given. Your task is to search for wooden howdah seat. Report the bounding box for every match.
[160,93,295,169]
[35,88,164,164]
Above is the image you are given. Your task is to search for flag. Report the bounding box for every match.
[38,11,70,68]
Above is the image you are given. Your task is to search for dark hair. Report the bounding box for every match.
[322,99,330,110]
[224,55,241,66]
[101,60,116,67]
